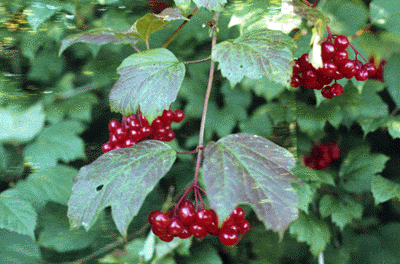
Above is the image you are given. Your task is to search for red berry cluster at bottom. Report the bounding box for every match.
[148,200,250,246]
[303,142,340,170]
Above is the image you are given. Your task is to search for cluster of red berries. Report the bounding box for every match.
[291,35,377,99]
[302,142,340,170]
[102,109,185,153]
[368,56,386,83]
[148,201,250,246]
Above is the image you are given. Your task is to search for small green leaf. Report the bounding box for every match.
[388,116,400,139]
[319,195,363,230]
[0,103,45,144]
[0,190,37,239]
[68,140,176,238]
[371,175,400,205]
[193,0,227,12]
[59,27,140,55]
[133,13,171,43]
[212,28,296,87]
[339,146,389,194]
[23,120,86,170]
[154,7,189,21]
[384,53,400,108]
[289,211,331,256]
[109,48,185,121]
[370,0,400,35]
[202,133,299,236]
[13,165,78,210]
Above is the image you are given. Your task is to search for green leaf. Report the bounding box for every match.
[319,195,363,230]
[132,13,171,43]
[211,28,296,87]
[339,146,389,194]
[59,26,140,55]
[371,175,400,205]
[292,165,335,186]
[99,239,146,263]
[370,0,400,35]
[388,116,400,139]
[180,243,222,264]
[291,0,330,37]
[0,103,46,144]
[12,165,78,210]
[0,229,41,264]
[289,211,331,256]
[23,120,86,170]
[291,181,317,214]
[384,53,400,108]
[154,7,190,21]
[0,190,37,239]
[202,133,299,236]
[24,0,75,31]
[242,75,287,101]
[193,0,227,12]
[227,0,301,34]
[37,203,99,252]
[0,144,24,181]
[109,48,185,121]
[68,140,176,238]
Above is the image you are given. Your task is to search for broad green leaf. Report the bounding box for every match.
[180,243,222,264]
[292,165,335,186]
[12,165,78,210]
[202,133,299,236]
[339,146,389,194]
[59,26,140,56]
[97,0,119,4]
[109,48,185,121]
[37,203,100,252]
[228,0,301,34]
[132,13,171,43]
[24,0,75,31]
[384,53,400,108]
[242,75,287,101]
[193,0,227,12]
[153,236,192,263]
[289,211,331,256]
[371,175,400,205]
[212,28,296,87]
[319,195,363,230]
[0,190,37,239]
[0,229,41,264]
[370,0,400,35]
[23,120,86,170]
[155,7,190,21]
[0,103,45,144]
[68,140,176,238]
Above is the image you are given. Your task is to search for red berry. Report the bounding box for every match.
[178,226,192,239]
[114,144,123,150]
[290,75,302,87]
[339,59,356,79]
[354,60,363,71]
[141,125,152,138]
[319,61,338,78]
[152,225,167,237]
[355,68,369,81]
[331,83,343,96]
[129,129,142,141]
[231,207,245,221]
[179,200,194,208]
[321,41,336,61]
[299,53,313,70]
[168,219,185,236]
[332,70,344,80]
[138,113,150,127]
[333,50,349,66]
[152,211,170,230]
[164,130,175,142]
[238,219,250,234]
[161,109,174,125]
[207,221,219,235]
[317,74,333,86]
[190,223,208,239]
[151,117,163,129]
[148,210,159,225]
[178,205,196,225]
[172,109,185,123]
[292,60,302,75]
[316,158,328,170]
[321,86,334,99]
[158,232,174,242]
[219,229,238,246]
[108,119,121,133]
[128,119,141,130]
[114,127,128,142]
[334,35,349,51]
[102,142,113,153]
[362,62,377,77]
[327,142,340,160]
[146,0,171,14]
[109,134,119,144]
[124,138,137,148]
[196,209,215,227]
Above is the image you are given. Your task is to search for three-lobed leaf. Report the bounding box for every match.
[202,133,299,237]
[212,28,296,87]
[109,48,185,121]
[68,140,176,238]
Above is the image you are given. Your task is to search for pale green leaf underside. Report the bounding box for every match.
[371,175,400,205]
[68,141,176,238]
[193,0,227,11]
[202,133,299,235]
[212,29,296,87]
[109,48,185,121]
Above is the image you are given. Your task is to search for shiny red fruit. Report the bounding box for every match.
[231,207,245,221]
[168,219,185,236]
[108,119,121,133]
[190,223,208,239]
[172,109,185,123]
[158,232,174,242]
[196,209,215,227]
[178,205,196,225]
[102,142,113,153]
[152,211,170,230]
[219,229,238,246]
[238,219,250,234]
[334,35,349,51]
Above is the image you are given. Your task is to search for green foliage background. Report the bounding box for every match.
[0,0,400,263]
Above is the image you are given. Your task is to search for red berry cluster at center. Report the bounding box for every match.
[102,109,185,153]
[291,35,377,99]
[303,142,340,170]
[148,200,250,246]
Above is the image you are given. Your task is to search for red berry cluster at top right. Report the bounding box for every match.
[303,142,340,170]
[291,35,377,99]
